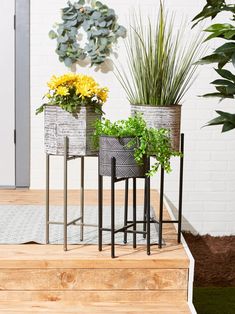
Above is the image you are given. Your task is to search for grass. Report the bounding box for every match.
[194,287,235,314]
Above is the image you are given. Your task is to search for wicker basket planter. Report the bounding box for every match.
[99,136,147,178]
[44,105,101,156]
[131,104,181,151]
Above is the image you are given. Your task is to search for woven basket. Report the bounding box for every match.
[131,104,181,151]
[99,136,147,178]
[44,105,100,156]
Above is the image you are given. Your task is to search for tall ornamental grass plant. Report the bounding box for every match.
[115,3,204,106]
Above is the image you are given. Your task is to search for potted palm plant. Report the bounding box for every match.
[115,3,203,151]
[93,114,180,178]
[36,72,108,156]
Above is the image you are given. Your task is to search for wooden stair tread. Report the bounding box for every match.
[0,301,191,313]
[0,244,189,269]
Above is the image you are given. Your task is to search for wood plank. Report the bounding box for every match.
[0,290,188,303]
[0,244,189,269]
[0,268,188,290]
[0,301,191,313]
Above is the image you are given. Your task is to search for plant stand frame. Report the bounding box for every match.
[98,157,152,258]
[156,133,184,248]
[98,133,184,257]
[46,136,97,251]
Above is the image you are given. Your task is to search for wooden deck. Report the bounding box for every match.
[0,189,192,313]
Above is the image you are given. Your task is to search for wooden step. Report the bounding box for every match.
[0,290,187,303]
[0,190,193,313]
[0,301,192,313]
[0,268,188,291]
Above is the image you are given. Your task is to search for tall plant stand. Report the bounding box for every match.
[154,133,185,248]
[45,136,97,251]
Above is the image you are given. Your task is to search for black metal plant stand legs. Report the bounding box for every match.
[98,157,151,258]
[157,133,185,248]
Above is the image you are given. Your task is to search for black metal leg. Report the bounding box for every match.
[80,156,85,242]
[111,157,116,258]
[46,154,50,244]
[143,179,147,239]
[159,166,164,249]
[146,174,151,255]
[178,134,184,243]
[133,178,137,249]
[98,173,103,252]
[64,137,68,252]
[124,179,129,244]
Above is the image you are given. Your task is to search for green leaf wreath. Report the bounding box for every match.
[49,0,127,67]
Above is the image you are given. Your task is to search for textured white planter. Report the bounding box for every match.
[131,104,181,151]
[44,105,101,156]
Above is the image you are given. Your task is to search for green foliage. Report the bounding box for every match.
[49,0,127,67]
[193,1,235,132]
[205,110,235,132]
[114,3,203,106]
[93,114,181,176]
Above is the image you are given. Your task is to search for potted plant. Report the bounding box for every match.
[93,114,180,178]
[36,72,108,156]
[115,2,203,151]
[192,0,235,132]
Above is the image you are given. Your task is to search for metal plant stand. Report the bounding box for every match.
[156,133,185,248]
[46,136,97,251]
[98,134,185,257]
[98,157,152,258]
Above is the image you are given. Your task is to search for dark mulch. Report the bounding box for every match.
[183,232,235,287]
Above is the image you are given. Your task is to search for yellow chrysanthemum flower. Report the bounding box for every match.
[56,86,70,96]
[97,87,109,103]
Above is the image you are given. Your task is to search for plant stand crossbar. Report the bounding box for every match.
[46,136,97,251]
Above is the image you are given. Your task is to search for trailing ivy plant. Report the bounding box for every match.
[49,0,127,67]
[93,114,181,176]
[193,0,235,132]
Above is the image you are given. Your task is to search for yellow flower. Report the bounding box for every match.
[97,87,109,103]
[56,86,70,96]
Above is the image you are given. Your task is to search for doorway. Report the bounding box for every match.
[0,0,30,188]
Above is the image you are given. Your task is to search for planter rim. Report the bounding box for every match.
[130,104,182,108]
[99,135,136,139]
[44,104,96,109]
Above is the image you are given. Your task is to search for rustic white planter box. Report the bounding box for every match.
[131,104,181,151]
[44,105,101,156]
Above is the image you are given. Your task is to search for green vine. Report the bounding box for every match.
[93,114,181,176]
[49,0,127,67]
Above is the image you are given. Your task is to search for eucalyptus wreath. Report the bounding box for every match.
[49,0,127,67]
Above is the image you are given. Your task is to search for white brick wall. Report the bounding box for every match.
[30,0,235,236]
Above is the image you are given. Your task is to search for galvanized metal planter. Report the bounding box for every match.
[99,136,147,178]
[131,104,181,151]
[44,105,101,156]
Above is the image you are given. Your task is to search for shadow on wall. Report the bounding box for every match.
[164,195,198,235]
[71,58,115,73]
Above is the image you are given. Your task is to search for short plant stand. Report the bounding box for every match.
[98,134,185,258]
[98,157,152,258]
[46,136,97,251]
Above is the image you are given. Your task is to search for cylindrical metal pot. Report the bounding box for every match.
[99,136,147,178]
[131,104,181,151]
